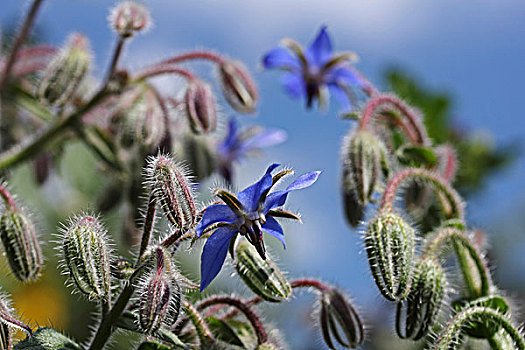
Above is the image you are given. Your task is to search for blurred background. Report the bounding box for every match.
[1,0,524,349]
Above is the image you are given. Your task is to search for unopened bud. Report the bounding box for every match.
[181,133,216,181]
[118,85,166,148]
[185,80,217,134]
[138,247,181,333]
[0,206,42,282]
[365,211,416,301]
[341,130,384,206]
[37,33,90,106]
[235,241,291,303]
[219,60,258,114]
[109,1,151,38]
[61,214,112,300]
[146,155,196,230]
[342,168,365,228]
[396,259,447,340]
[320,288,364,349]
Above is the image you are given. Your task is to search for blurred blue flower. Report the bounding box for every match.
[196,163,321,291]
[262,26,363,112]
[217,118,287,183]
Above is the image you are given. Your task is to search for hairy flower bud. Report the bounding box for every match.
[0,291,33,348]
[219,60,258,114]
[365,211,416,301]
[342,168,365,227]
[234,241,292,303]
[320,288,364,349]
[117,85,166,148]
[37,33,90,106]
[146,155,196,230]
[396,259,447,340]
[181,134,216,181]
[0,206,42,282]
[61,214,112,300]
[109,1,151,38]
[185,80,217,134]
[138,247,181,334]
[341,130,384,206]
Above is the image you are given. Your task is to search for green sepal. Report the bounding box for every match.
[206,316,255,349]
[397,145,438,168]
[14,328,82,350]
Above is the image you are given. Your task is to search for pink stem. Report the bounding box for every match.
[157,50,224,66]
[134,65,196,82]
[0,183,17,209]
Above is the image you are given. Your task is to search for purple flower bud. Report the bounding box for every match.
[0,206,42,282]
[365,211,416,301]
[37,33,90,107]
[185,80,217,134]
[109,1,151,38]
[146,155,196,230]
[60,214,112,300]
[219,60,258,114]
[320,288,364,349]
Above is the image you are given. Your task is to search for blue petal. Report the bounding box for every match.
[286,171,322,191]
[200,226,237,291]
[281,73,305,98]
[262,216,286,249]
[195,204,237,237]
[328,83,351,111]
[262,47,301,71]
[306,26,332,67]
[237,164,280,212]
[241,128,287,152]
[263,171,321,213]
[325,66,362,86]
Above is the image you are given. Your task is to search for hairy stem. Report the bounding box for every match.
[381,168,464,221]
[197,295,269,344]
[183,301,215,345]
[0,183,17,209]
[104,36,126,86]
[0,0,45,92]
[358,95,428,145]
[138,193,157,259]
[157,50,225,66]
[133,65,196,82]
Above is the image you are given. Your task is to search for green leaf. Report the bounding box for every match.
[397,145,438,168]
[14,328,82,350]
[137,341,170,350]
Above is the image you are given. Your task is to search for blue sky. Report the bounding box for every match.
[2,0,525,347]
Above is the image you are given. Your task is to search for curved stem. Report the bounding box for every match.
[0,0,45,92]
[157,50,225,66]
[183,301,215,345]
[422,227,491,298]
[133,65,196,82]
[138,193,157,259]
[381,168,465,220]
[436,144,457,181]
[358,94,428,145]
[196,295,268,344]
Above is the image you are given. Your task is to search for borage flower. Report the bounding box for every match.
[196,164,320,291]
[217,118,287,183]
[262,26,364,113]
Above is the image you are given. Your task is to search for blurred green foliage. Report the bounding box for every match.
[384,68,519,196]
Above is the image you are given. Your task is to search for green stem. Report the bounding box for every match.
[103,36,126,87]
[183,301,215,346]
[0,89,107,170]
[0,0,45,92]
[423,227,491,298]
[138,193,157,259]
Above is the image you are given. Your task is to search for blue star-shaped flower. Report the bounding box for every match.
[262,26,364,112]
[196,164,321,291]
[217,118,287,184]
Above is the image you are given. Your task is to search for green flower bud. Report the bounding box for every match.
[365,211,416,301]
[234,241,292,303]
[37,33,90,107]
[185,80,217,134]
[146,155,196,230]
[341,130,385,206]
[341,168,365,228]
[320,288,364,349]
[396,259,447,340]
[181,133,216,181]
[61,214,112,300]
[0,206,42,282]
[219,60,258,114]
